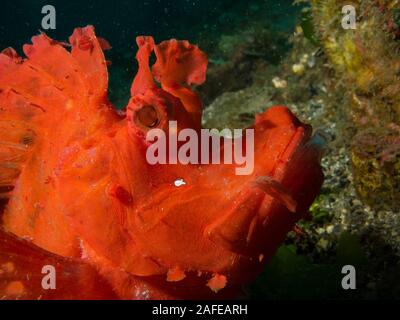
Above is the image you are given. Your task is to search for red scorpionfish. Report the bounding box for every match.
[0,26,324,300]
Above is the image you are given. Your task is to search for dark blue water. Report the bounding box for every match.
[0,0,299,52]
[0,0,302,107]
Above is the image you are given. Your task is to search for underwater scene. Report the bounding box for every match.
[0,0,399,302]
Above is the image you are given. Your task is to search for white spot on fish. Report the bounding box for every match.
[174,178,186,187]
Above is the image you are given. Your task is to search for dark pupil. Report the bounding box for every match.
[137,105,159,128]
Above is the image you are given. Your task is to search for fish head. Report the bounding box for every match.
[55,34,324,297]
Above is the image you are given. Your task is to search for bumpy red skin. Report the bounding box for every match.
[0,26,324,299]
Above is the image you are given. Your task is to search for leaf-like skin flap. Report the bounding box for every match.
[152,39,208,87]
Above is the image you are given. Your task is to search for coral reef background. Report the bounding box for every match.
[1,0,400,299]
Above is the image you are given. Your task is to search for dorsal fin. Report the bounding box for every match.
[0,26,110,199]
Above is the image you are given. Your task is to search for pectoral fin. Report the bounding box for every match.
[0,228,117,300]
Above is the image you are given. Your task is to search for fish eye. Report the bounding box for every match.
[135,105,159,128]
